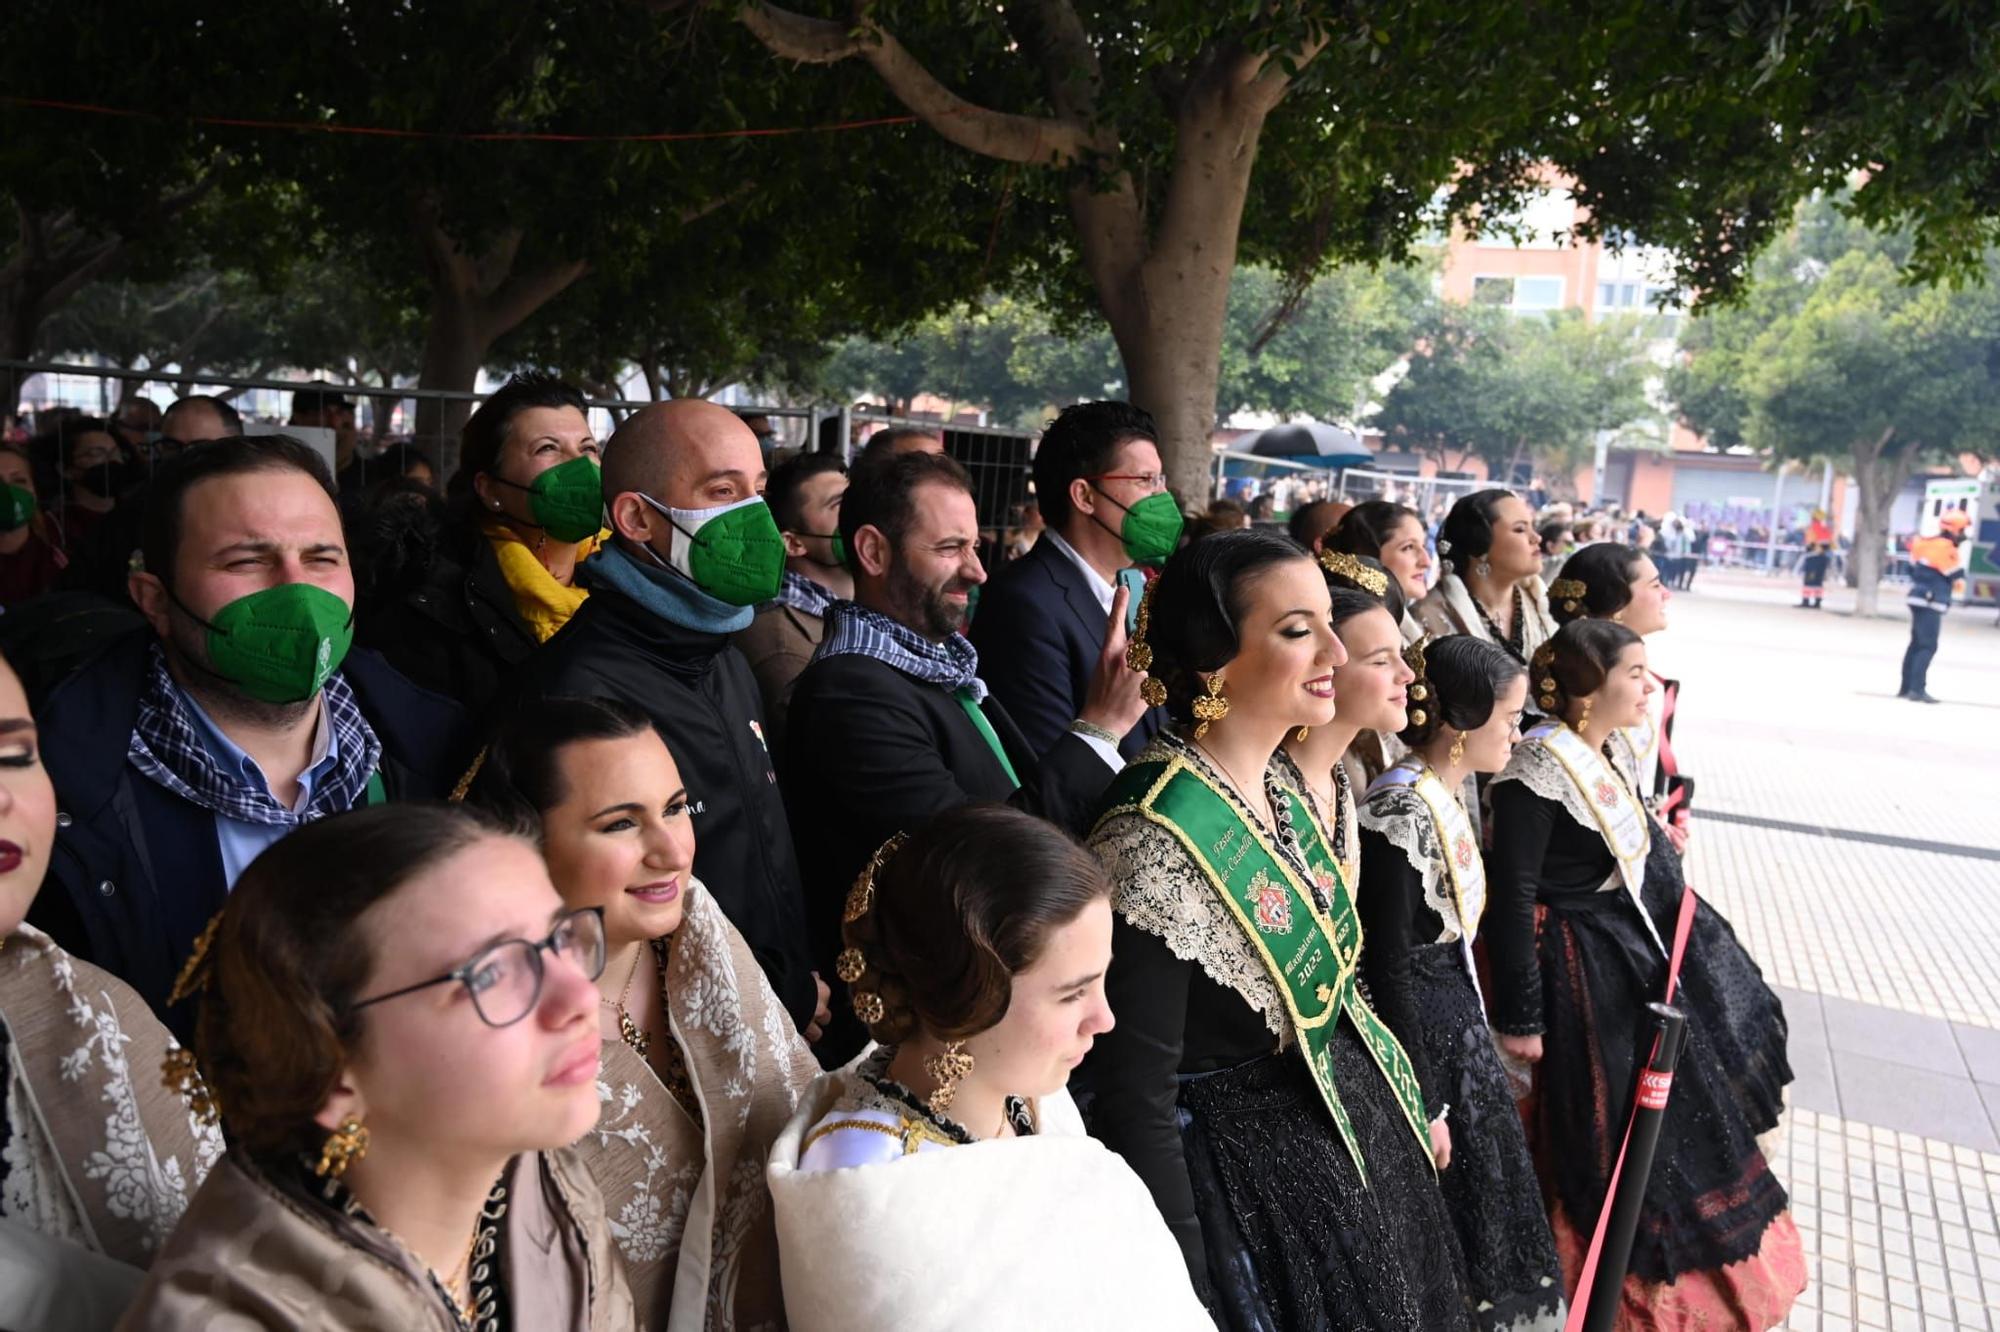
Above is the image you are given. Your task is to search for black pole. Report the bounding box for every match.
[1582,1001,1689,1332]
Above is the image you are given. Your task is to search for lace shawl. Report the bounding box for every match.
[1491,735,1623,851]
[1357,785,1464,947]
[1090,738,1302,1043]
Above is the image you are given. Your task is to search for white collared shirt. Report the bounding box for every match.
[1042,528,1117,615]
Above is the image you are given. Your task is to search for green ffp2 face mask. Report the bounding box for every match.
[491,455,605,544]
[1099,489,1185,566]
[645,494,788,606]
[0,484,35,533]
[174,582,356,705]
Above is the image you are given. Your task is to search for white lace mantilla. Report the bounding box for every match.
[1092,801,1294,1045]
[1492,740,1620,855]
[1357,787,1463,947]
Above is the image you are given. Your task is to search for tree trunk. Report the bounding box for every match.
[1847,427,1915,618]
[414,286,489,449]
[1119,293,1232,505]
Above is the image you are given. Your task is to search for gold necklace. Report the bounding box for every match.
[599,945,649,1059]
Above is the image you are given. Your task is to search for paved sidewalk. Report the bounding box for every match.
[1643,570,2000,1330]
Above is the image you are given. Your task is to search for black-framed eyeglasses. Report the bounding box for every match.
[349,907,608,1028]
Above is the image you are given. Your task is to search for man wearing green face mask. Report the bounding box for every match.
[28,436,473,1031]
[972,400,1177,764]
[508,398,829,1047]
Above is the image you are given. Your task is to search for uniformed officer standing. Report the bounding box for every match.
[1899,509,1971,703]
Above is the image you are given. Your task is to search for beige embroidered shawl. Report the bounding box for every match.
[1413,571,1557,661]
[0,926,221,1268]
[117,1147,632,1332]
[576,880,819,1331]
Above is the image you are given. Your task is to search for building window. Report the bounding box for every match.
[1473,275,1563,313]
[1515,276,1564,310]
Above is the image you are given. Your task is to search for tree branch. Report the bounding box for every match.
[740,1,1091,165]
[482,257,591,341]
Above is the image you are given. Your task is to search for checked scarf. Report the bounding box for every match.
[775,569,837,620]
[816,600,987,702]
[127,644,384,826]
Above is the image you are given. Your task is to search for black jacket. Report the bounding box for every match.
[970,537,1164,761]
[353,506,542,726]
[29,631,472,1034]
[503,583,817,1029]
[782,650,1118,1062]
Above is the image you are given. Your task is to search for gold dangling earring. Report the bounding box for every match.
[1192,673,1230,740]
[1449,731,1467,766]
[1294,725,1310,743]
[923,1040,975,1118]
[315,1115,370,1180]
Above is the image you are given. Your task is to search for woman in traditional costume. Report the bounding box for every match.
[1356,634,1565,1331]
[468,696,819,1328]
[1324,499,1432,644]
[1281,552,1415,877]
[1548,545,1791,1143]
[123,803,635,1330]
[1414,489,1556,672]
[766,804,1206,1331]
[0,649,221,1332]
[1488,620,1804,1329]
[1086,528,1472,1331]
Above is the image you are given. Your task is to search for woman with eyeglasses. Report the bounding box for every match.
[120,803,635,1330]
[466,695,819,1328]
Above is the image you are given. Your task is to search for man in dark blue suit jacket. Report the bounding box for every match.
[973,401,1174,760]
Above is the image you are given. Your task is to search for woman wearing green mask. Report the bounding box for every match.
[0,443,66,608]
[355,372,606,718]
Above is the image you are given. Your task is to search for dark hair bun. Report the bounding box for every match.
[1547,543,1646,626]
[1532,618,1644,714]
[1398,635,1525,747]
[840,805,1110,1045]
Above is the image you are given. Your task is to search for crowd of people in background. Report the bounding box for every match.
[0,377,1826,1330]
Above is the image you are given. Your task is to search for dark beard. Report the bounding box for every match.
[160,620,317,731]
[885,562,967,640]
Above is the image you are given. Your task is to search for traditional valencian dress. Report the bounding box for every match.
[1611,687,1792,1144]
[119,1146,633,1331]
[1084,732,1472,1331]
[0,925,223,1332]
[572,880,819,1330]
[1357,759,1565,1331]
[1413,572,1557,673]
[765,1047,1208,1331]
[1488,719,1805,1330]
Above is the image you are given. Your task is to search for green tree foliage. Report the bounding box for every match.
[1372,305,1653,482]
[736,0,2000,497]
[1670,199,2000,614]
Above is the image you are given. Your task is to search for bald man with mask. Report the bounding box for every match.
[506,399,829,1041]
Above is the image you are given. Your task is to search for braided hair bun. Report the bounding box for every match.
[1397,635,1525,747]
[839,805,1110,1046]
[1532,618,1643,716]
[1547,543,1647,626]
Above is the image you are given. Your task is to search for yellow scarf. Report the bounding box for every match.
[484,521,604,643]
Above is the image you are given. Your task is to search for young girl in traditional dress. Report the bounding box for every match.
[1488,619,1804,1329]
[1323,499,1432,643]
[1087,528,1472,1331]
[468,696,819,1328]
[1357,634,1565,1331]
[1281,551,1415,867]
[0,649,219,1332]
[766,804,1206,1330]
[122,804,634,1330]
[1549,543,1792,1144]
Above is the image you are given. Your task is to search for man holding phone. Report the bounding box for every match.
[973,400,1177,762]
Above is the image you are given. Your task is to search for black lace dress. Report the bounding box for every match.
[1356,798,1564,1331]
[1637,833,1792,1138]
[1084,736,1473,1332]
[1486,778,1794,1290]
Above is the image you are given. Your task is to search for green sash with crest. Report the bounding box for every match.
[1099,757,1432,1183]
